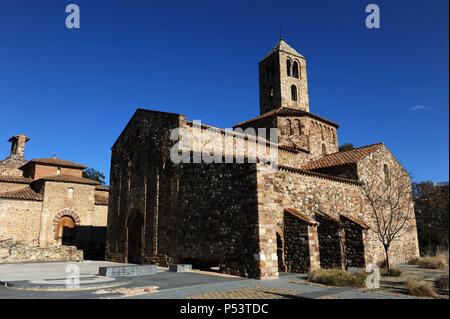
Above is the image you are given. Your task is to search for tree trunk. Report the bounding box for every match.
[384,245,390,270]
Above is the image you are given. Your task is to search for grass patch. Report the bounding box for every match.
[408,255,448,269]
[381,268,402,277]
[308,269,367,288]
[435,275,449,290]
[406,279,438,298]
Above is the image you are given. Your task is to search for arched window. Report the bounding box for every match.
[266,65,271,81]
[68,188,74,200]
[291,85,297,101]
[286,59,291,77]
[292,61,299,78]
[285,120,292,135]
[383,164,390,186]
[322,144,327,155]
[320,126,324,140]
[57,167,61,175]
[294,119,301,135]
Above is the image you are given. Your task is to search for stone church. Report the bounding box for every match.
[106,39,420,279]
[0,135,109,262]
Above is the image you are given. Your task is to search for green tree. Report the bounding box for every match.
[339,143,355,152]
[82,168,106,185]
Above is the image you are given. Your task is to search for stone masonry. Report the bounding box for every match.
[106,39,420,279]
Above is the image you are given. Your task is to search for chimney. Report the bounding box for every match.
[8,134,29,160]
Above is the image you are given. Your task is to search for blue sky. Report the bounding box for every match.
[0,0,448,184]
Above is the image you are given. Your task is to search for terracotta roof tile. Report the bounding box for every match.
[0,175,32,184]
[94,194,109,205]
[340,215,370,229]
[234,107,339,128]
[0,187,43,201]
[303,143,383,171]
[37,174,99,185]
[284,208,318,225]
[23,158,86,169]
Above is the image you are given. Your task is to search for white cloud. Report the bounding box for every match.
[409,105,432,112]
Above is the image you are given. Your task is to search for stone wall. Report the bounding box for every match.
[0,240,82,263]
[357,145,420,264]
[341,216,366,268]
[0,199,42,243]
[0,181,30,193]
[176,162,260,278]
[316,214,345,269]
[283,211,311,272]
[39,181,96,246]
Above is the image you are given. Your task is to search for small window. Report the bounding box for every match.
[68,188,74,200]
[292,61,299,78]
[57,167,61,175]
[322,144,327,155]
[286,59,291,76]
[291,85,297,101]
[266,65,271,81]
[384,164,390,186]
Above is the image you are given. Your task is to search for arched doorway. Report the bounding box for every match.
[127,214,144,264]
[56,216,77,245]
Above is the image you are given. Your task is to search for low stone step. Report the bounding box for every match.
[169,264,192,272]
[99,264,157,277]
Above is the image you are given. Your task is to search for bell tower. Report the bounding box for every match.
[259,39,310,115]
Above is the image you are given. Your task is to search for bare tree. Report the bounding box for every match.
[361,167,414,269]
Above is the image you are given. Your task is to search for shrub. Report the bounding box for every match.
[308,269,367,288]
[406,279,438,298]
[435,275,449,290]
[412,256,448,269]
[381,268,402,277]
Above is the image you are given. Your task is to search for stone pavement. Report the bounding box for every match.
[0,261,411,299]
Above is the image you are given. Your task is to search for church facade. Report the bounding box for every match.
[106,40,419,279]
[0,135,109,262]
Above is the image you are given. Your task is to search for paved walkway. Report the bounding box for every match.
[0,261,410,299]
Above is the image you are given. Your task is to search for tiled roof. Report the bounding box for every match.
[234,107,339,128]
[24,158,86,169]
[284,208,318,225]
[0,175,32,184]
[303,143,384,171]
[0,187,43,201]
[341,215,370,229]
[94,194,109,205]
[95,185,109,191]
[262,39,305,60]
[37,174,100,185]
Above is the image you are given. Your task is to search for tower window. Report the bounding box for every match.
[266,65,271,81]
[291,85,297,101]
[293,61,299,78]
[286,59,291,77]
[322,144,327,155]
[383,164,390,186]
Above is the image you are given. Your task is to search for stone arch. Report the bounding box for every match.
[52,208,81,233]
